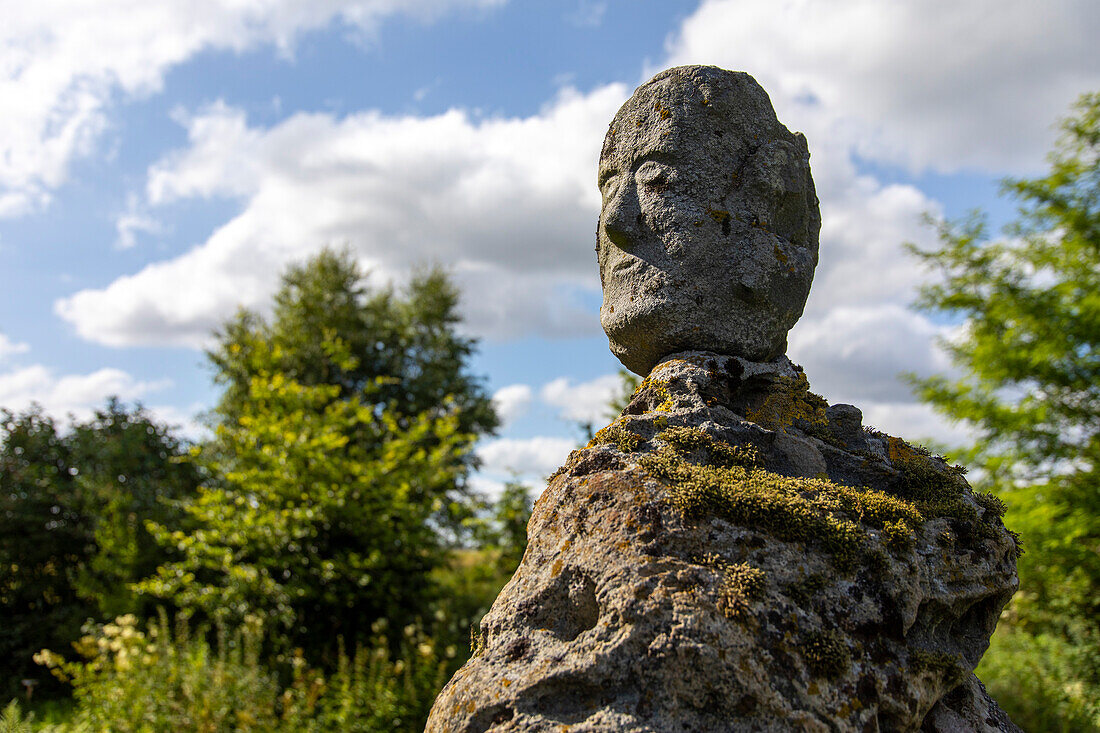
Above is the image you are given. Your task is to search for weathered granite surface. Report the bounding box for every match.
[597,65,820,375]
[426,354,1020,732]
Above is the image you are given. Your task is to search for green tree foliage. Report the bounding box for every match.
[908,92,1100,728]
[140,250,496,660]
[0,409,90,696]
[207,250,497,444]
[67,399,202,618]
[485,481,533,570]
[606,368,642,420]
[431,480,532,669]
[0,402,198,697]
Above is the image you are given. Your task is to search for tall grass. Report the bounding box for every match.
[20,612,448,732]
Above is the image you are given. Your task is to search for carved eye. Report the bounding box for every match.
[598,169,619,194]
[637,161,673,192]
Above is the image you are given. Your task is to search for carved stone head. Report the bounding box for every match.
[597,65,821,374]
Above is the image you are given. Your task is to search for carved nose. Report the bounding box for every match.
[602,182,643,250]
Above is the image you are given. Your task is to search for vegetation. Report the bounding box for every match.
[0,402,199,698]
[137,250,498,662]
[1,250,528,730]
[29,612,448,732]
[909,92,1100,729]
[629,425,985,571]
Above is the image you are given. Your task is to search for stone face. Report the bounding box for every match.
[597,66,820,375]
[426,354,1020,732]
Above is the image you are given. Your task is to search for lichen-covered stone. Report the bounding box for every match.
[597,66,820,375]
[426,353,1020,732]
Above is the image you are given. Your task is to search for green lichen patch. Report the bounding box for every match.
[591,423,644,454]
[786,573,830,607]
[910,649,969,687]
[632,375,674,413]
[885,437,1003,543]
[745,372,828,434]
[717,562,767,620]
[802,629,850,679]
[642,428,922,569]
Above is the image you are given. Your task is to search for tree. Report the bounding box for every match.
[908,92,1100,728]
[0,401,199,697]
[0,408,89,695]
[67,399,202,618]
[141,250,497,660]
[606,369,642,420]
[207,249,497,444]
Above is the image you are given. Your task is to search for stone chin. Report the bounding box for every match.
[602,294,792,376]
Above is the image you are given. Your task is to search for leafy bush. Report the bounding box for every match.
[32,613,449,732]
[978,622,1100,732]
[1,701,34,733]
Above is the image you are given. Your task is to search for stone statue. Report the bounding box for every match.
[425,66,1021,733]
[598,65,820,375]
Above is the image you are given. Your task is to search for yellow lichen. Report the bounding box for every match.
[706,208,731,225]
[803,629,850,679]
[717,562,766,620]
[641,428,924,569]
[745,372,828,433]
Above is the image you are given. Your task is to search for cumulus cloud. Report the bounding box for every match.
[788,305,955,405]
[0,363,170,422]
[491,384,533,426]
[540,374,622,425]
[664,0,1100,174]
[0,334,30,361]
[56,84,627,346]
[860,402,975,450]
[477,436,576,479]
[0,0,506,217]
[114,194,162,250]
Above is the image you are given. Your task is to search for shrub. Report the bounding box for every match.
[33,613,449,732]
[977,623,1100,733]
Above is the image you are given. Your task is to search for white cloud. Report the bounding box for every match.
[491,384,533,427]
[664,0,1100,174]
[0,364,170,422]
[0,334,30,361]
[477,436,576,479]
[566,1,607,28]
[143,402,209,443]
[0,0,506,218]
[860,401,975,451]
[114,194,162,250]
[788,305,955,405]
[56,84,627,347]
[540,373,623,425]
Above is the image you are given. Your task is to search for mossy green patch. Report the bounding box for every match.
[910,649,968,687]
[745,372,828,434]
[642,427,922,569]
[886,436,1003,543]
[590,422,643,454]
[973,491,1007,519]
[803,629,850,679]
[787,572,830,607]
[717,562,766,620]
[470,625,485,658]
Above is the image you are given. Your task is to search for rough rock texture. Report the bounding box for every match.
[597,66,820,375]
[426,353,1020,732]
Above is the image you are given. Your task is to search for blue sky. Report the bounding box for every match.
[1,0,1097,494]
